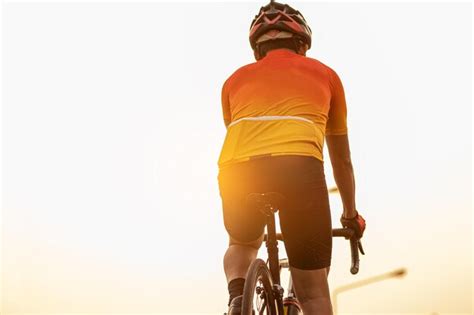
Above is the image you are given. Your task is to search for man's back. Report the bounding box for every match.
[219,49,348,168]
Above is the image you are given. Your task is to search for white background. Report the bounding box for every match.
[2,1,472,314]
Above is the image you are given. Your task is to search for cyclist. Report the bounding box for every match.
[217,2,366,314]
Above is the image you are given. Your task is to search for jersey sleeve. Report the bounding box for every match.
[221,79,231,128]
[325,69,348,136]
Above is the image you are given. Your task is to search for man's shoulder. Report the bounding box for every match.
[227,61,258,80]
[222,61,258,91]
[302,55,337,75]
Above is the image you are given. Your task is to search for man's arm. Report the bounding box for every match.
[326,134,357,219]
[325,68,357,218]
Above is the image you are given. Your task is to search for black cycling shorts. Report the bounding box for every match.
[218,155,332,270]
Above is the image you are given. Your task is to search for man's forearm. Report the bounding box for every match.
[326,134,357,218]
[331,158,357,218]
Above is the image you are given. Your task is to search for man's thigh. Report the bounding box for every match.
[278,179,332,270]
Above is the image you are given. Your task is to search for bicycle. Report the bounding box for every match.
[239,191,365,315]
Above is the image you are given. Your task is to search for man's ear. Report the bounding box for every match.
[254,49,261,60]
[298,43,309,56]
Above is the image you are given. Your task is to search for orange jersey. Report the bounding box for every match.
[218,49,348,169]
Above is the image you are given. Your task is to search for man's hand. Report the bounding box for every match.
[340,212,366,239]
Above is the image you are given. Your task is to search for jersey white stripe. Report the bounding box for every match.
[228,115,314,128]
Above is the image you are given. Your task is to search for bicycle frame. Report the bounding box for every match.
[252,202,285,314]
[264,208,281,286]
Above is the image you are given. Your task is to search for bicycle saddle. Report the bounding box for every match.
[246,192,286,215]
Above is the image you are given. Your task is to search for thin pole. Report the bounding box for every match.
[332,268,407,314]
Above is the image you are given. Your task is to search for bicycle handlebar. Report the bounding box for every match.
[265,228,365,274]
[332,228,365,274]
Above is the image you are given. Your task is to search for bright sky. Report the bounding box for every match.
[1,1,472,314]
